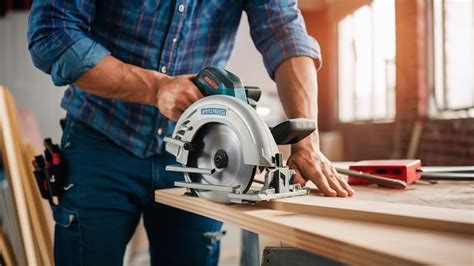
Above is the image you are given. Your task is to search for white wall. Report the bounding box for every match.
[0,11,66,142]
[227,13,286,126]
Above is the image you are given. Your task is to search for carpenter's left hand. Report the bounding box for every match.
[287,138,354,197]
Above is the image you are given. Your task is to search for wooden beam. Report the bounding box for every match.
[155,188,473,266]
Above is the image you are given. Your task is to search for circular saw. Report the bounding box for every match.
[164,67,315,204]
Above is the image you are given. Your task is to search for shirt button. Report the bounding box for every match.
[178,4,185,13]
[157,128,163,135]
[160,66,167,74]
[172,37,178,43]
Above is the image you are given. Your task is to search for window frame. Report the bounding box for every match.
[336,0,397,124]
[427,0,474,118]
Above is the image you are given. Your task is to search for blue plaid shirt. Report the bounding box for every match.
[28,0,321,158]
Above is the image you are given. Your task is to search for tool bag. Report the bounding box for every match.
[32,138,67,205]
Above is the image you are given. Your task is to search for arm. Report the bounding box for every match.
[28,1,201,121]
[244,0,353,196]
[73,56,203,121]
[275,57,354,197]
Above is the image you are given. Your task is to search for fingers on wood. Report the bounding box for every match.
[311,169,337,197]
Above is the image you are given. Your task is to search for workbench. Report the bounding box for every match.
[155,181,474,265]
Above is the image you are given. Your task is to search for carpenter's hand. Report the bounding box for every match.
[156,74,204,121]
[287,139,354,197]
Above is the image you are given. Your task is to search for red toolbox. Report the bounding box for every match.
[348,160,422,185]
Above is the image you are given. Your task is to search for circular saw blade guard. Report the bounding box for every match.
[165,96,309,203]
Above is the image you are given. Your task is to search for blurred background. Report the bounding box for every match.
[0,0,472,265]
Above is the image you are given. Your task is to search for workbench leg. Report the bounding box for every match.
[240,229,260,266]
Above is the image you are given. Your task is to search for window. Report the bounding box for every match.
[431,0,474,116]
[338,0,396,122]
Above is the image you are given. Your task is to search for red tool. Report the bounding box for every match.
[348,159,422,185]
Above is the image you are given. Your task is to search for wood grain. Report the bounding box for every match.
[155,188,473,266]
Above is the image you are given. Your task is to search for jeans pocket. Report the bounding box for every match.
[52,205,83,265]
[52,205,79,228]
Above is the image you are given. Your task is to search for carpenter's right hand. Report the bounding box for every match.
[156,74,204,121]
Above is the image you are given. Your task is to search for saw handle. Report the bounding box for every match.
[244,86,262,102]
[192,67,261,107]
[192,67,248,103]
[271,119,316,145]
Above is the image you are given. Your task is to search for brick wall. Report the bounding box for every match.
[302,0,474,166]
[418,119,474,165]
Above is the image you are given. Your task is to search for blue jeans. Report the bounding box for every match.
[53,116,222,266]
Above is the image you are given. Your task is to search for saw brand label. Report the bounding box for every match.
[201,108,227,116]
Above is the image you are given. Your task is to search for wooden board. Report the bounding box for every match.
[0,225,16,266]
[155,188,473,266]
[349,181,474,210]
[0,86,53,265]
[22,144,53,265]
[257,191,474,235]
[0,86,37,265]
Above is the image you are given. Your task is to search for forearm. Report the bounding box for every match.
[275,56,320,150]
[74,55,163,105]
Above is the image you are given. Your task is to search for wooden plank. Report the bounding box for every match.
[0,225,17,266]
[257,192,474,235]
[347,181,474,210]
[0,86,53,265]
[0,86,38,265]
[21,144,53,265]
[155,188,473,266]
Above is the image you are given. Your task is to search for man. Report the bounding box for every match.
[28,1,354,265]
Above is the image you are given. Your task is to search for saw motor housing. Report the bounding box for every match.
[164,67,315,204]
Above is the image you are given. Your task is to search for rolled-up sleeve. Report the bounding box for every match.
[27,0,110,86]
[244,0,322,79]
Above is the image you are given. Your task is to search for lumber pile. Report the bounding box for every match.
[155,187,474,265]
[0,86,53,265]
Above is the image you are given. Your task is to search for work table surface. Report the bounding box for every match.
[155,181,473,266]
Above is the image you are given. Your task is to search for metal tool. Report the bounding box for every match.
[165,67,315,204]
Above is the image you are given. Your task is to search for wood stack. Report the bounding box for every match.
[0,86,53,265]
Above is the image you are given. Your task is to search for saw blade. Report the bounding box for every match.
[187,123,255,203]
